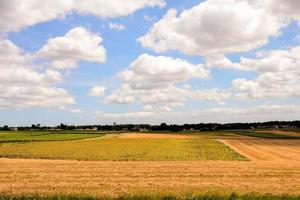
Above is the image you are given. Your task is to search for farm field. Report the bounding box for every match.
[1,158,300,197]
[0,131,105,143]
[0,137,244,161]
[224,130,300,139]
[258,130,300,138]
[0,131,300,199]
[221,138,300,161]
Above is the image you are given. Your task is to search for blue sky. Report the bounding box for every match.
[0,0,300,126]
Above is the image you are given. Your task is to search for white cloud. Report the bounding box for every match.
[231,46,300,100]
[38,27,106,70]
[95,111,155,120]
[94,104,300,124]
[0,0,165,32]
[139,0,300,57]
[88,86,106,97]
[104,85,229,107]
[103,54,228,109]
[139,0,282,56]
[70,108,83,113]
[108,22,126,31]
[0,39,75,109]
[0,0,73,32]
[74,0,165,18]
[119,54,209,90]
[264,0,300,23]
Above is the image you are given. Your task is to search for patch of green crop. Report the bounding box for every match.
[0,138,245,161]
[0,131,104,143]
[225,130,298,139]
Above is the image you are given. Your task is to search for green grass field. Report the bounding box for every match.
[0,138,245,161]
[0,131,105,143]
[225,130,299,139]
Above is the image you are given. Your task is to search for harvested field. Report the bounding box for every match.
[0,158,300,196]
[119,133,195,138]
[221,139,300,161]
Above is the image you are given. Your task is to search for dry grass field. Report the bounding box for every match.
[1,158,300,197]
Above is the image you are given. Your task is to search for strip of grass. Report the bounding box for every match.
[1,193,300,200]
[0,131,105,143]
[0,138,245,161]
[225,130,298,139]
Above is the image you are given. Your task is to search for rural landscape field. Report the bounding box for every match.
[1,129,300,199]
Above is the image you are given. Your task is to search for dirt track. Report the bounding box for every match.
[0,158,300,196]
[119,133,195,139]
[221,139,300,161]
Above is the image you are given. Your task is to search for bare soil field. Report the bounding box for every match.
[221,139,300,161]
[0,158,300,196]
[119,133,195,139]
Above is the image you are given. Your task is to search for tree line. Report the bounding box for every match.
[1,121,300,132]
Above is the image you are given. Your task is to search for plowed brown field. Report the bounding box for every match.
[221,139,300,161]
[1,158,300,196]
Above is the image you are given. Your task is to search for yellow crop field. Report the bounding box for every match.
[0,138,245,161]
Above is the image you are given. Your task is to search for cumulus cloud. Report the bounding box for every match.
[0,0,73,32]
[103,54,229,109]
[38,27,106,70]
[88,86,106,97]
[231,46,300,99]
[0,39,75,109]
[264,0,300,23]
[108,22,126,31]
[0,0,165,32]
[139,0,300,57]
[74,0,165,18]
[139,0,282,56]
[95,111,155,120]
[94,104,300,124]
[119,54,209,90]
[104,85,229,109]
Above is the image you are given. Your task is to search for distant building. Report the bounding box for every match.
[272,125,279,129]
[139,128,149,132]
[257,125,272,129]
[279,125,293,129]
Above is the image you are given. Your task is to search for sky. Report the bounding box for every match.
[0,0,300,126]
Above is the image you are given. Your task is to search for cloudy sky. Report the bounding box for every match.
[0,0,300,126]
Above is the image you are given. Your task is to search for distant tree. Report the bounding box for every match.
[31,124,36,129]
[160,123,168,130]
[2,125,9,131]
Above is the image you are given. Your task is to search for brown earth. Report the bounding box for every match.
[221,139,300,161]
[118,133,195,139]
[0,158,300,196]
